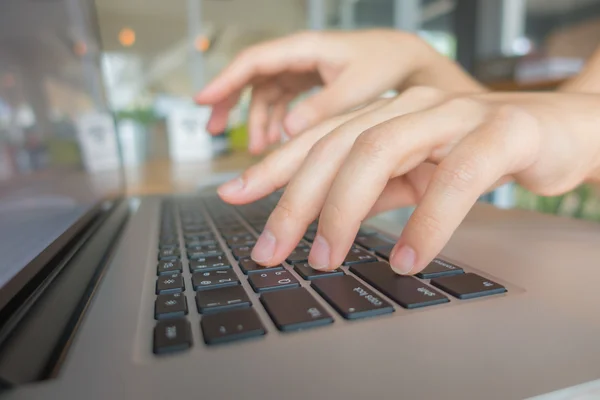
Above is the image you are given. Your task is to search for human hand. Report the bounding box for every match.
[195,30,483,154]
[217,87,600,275]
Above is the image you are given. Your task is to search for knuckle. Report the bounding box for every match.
[401,86,444,103]
[441,96,481,112]
[435,158,481,193]
[294,30,322,46]
[320,202,345,234]
[410,211,445,237]
[354,128,389,159]
[272,198,298,221]
[307,136,336,161]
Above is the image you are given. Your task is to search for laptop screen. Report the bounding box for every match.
[0,0,123,310]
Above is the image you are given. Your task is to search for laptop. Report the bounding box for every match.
[3,1,600,399]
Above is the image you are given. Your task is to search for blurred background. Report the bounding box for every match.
[2,0,600,219]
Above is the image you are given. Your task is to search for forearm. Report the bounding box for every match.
[560,46,600,93]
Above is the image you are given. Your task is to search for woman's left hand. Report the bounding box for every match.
[217,87,600,275]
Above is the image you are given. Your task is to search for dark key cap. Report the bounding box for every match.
[375,246,394,260]
[286,246,311,263]
[184,230,212,238]
[192,269,239,291]
[157,260,183,275]
[238,258,284,275]
[261,287,333,331]
[251,223,266,232]
[158,248,180,260]
[355,235,395,250]
[196,285,251,314]
[159,243,178,250]
[225,234,256,247]
[350,262,449,309]
[304,231,316,242]
[294,262,344,280]
[248,270,300,293]
[416,258,464,279]
[153,318,192,354]
[156,274,185,294]
[187,243,221,255]
[343,247,376,265]
[306,222,318,232]
[431,273,507,299]
[201,308,266,345]
[185,239,217,247]
[358,226,378,236]
[221,228,250,237]
[155,292,188,319]
[183,224,208,233]
[231,245,253,260]
[311,275,393,319]
[189,256,231,273]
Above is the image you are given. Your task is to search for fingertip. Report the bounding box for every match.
[389,244,418,275]
[283,112,310,136]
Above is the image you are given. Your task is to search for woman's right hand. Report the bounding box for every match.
[195,29,485,154]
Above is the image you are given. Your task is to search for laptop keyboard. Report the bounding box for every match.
[153,194,507,354]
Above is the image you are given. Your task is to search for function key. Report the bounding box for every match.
[248,270,300,293]
[311,275,393,320]
[343,247,376,265]
[261,287,333,331]
[238,258,283,275]
[154,318,192,354]
[196,285,251,314]
[157,260,183,275]
[156,274,185,295]
[286,245,311,264]
[201,308,266,345]
[350,262,449,309]
[155,292,188,319]
[192,269,239,291]
[293,262,343,280]
[158,248,180,261]
[430,273,506,300]
[355,235,395,250]
[189,255,230,273]
[416,259,464,279]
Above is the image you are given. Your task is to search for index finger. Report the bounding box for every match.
[195,32,323,105]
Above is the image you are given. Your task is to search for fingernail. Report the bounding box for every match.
[284,113,309,135]
[390,245,416,275]
[251,230,276,263]
[309,235,330,270]
[218,177,245,196]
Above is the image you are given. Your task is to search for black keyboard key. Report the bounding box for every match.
[192,269,239,291]
[261,288,333,331]
[311,275,393,319]
[188,244,224,259]
[183,230,212,239]
[183,224,208,233]
[189,255,230,272]
[350,262,449,309]
[304,231,316,242]
[343,247,376,265]
[159,243,178,250]
[231,245,253,260]
[156,274,184,294]
[355,235,395,250]
[286,246,310,263]
[225,234,256,247]
[238,258,284,275]
[248,270,300,293]
[306,222,318,232]
[155,293,188,319]
[375,246,394,260]
[293,262,344,280]
[158,248,180,261]
[416,259,464,279]
[221,228,250,237]
[185,239,217,247]
[201,308,266,345]
[153,318,192,354]
[157,260,183,275]
[196,286,251,314]
[431,273,506,299]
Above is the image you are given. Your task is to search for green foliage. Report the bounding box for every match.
[515,184,600,221]
[114,108,158,127]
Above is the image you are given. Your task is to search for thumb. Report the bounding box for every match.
[283,72,385,136]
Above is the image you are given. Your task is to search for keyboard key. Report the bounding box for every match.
[355,235,395,250]
[192,269,239,291]
[154,318,192,354]
[286,246,311,263]
[184,231,213,239]
[343,247,376,265]
[304,231,316,242]
[248,270,300,293]
[221,228,250,237]
[158,248,180,260]
[311,275,393,319]
[157,260,183,275]
[185,239,217,247]
[261,287,333,331]
[196,286,251,314]
[350,262,449,309]
[238,258,284,275]
[183,224,208,233]
[375,246,394,260]
[416,259,464,279]
[188,246,224,259]
[189,255,230,272]
[201,308,266,345]
[156,274,185,294]
[231,245,253,260]
[294,262,344,280]
[431,273,506,300]
[155,293,188,319]
[187,243,221,255]
[225,234,256,247]
[159,243,178,250]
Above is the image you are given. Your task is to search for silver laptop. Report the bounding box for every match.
[3,1,600,399]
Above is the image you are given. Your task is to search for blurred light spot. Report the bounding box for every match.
[119,28,136,47]
[74,40,87,56]
[512,37,532,56]
[194,35,210,52]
